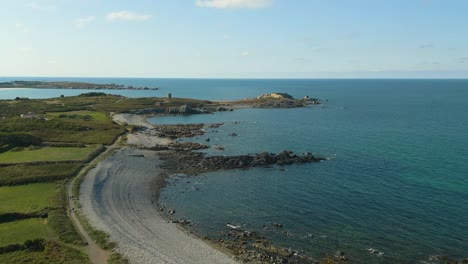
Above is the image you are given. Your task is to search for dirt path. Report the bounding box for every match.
[68,174,111,264]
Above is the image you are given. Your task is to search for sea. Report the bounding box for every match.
[1,78,467,263]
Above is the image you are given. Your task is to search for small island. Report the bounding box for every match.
[0,80,159,90]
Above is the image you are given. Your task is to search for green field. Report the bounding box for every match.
[32,129,123,145]
[0,93,151,261]
[0,241,90,264]
[0,183,57,214]
[0,146,95,163]
[0,163,82,186]
[0,218,55,247]
[46,110,109,122]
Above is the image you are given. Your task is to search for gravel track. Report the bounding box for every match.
[80,147,237,264]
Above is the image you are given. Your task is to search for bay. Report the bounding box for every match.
[2,78,467,263]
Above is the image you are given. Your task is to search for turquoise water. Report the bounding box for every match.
[151,80,468,263]
[1,78,468,263]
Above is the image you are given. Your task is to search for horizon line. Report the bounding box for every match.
[1,76,468,80]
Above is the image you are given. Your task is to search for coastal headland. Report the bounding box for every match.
[2,89,466,263]
[0,90,347,264]
[81,93,339,264]
[82,110,329,264]
[0,80,159,90]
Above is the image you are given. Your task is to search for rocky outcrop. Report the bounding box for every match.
[252,92,321,109]
[168,142,209,151]
[159,150,325,176]
[254,98,319,109]
[257,93,294,100]
[156,124,205,139]
[151,123,224,139]
[178,105,193,114]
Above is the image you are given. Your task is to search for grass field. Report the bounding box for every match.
[32,129,123,145]
[46,110,109,122]
[0,94,142,262]
[0,146,96,163]
[0,163,82,186]
[0,218,55,247]
[0,183,57,214]
[0,241,90,264]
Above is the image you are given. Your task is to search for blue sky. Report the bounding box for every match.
[1,0,468,78]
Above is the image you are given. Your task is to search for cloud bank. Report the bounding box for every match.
[195,0,271,9]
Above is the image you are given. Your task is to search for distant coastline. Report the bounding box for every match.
[0,80,159,90]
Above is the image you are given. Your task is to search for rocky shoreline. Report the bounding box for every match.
[111,96,353,263]
[130,116,350,264]
[158,150,325,176]
[126,93,321,118]
[153,148,350,264]
[88,92,468,264]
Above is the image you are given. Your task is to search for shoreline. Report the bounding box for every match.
[79,113,239,263]
[79,147,237,264]
[79,112,327,263]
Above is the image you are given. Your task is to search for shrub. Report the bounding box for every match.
[0,133,42,150]
[24,239,45,252]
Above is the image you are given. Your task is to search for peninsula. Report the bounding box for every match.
[0,80,159,90]
[0,92,335,264]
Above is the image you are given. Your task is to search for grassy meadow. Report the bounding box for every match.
[0,163,82,186]
[0,241,90,264]
[0,183,57,215]
[0,146,96,164]
[46,110,109,121]
[0,218,55,247]
[0,92,207,262]
[0,93,130,261]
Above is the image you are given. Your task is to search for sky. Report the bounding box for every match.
[1,0,468,78]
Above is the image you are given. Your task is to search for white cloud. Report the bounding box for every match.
[107,11,152,21]
[75,16,95,29]
[196,0,271,9]
[223,34,232,39]
[27,2,56,10]
[241,51,249,57]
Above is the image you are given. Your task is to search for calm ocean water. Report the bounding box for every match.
[1,78,467,263]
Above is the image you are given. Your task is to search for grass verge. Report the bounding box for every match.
[108,252,129,264]
[48,185,86,245]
